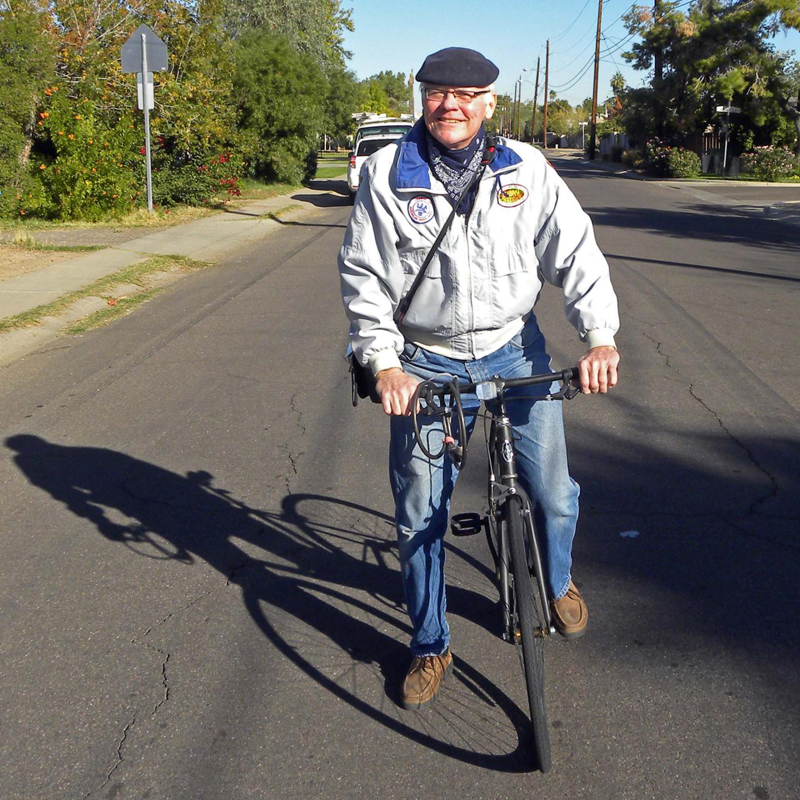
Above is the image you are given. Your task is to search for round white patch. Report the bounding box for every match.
[408,196,435,224]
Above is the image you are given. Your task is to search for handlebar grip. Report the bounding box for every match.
[564,367,579,382]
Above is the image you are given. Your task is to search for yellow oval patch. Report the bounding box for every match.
[497,184,528,207]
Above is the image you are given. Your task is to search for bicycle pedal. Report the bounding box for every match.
[450,512,486,536]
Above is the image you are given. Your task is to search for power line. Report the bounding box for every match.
[549,0,594,45]
[532,0,696,100]
[602,32,624,73]
[550,19,599,59]
[549,31,635,89]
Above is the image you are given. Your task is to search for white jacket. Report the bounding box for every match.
[339,122,619,375]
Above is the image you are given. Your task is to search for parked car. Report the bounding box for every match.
[353,118,414,148]
[347,133,403,199]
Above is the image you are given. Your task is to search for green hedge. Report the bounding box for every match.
[740,147,797,182]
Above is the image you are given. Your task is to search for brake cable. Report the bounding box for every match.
[411,378,468,470]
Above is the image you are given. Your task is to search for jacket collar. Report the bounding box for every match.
[395,119,522,191]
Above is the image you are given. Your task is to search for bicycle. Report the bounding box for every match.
[410,366,579,773]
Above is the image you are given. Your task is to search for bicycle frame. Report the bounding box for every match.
[487,397,555,640]
[412,367,578,640]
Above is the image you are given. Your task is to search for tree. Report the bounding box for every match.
[324,66,360,141]
[0,1,55,216]
[610,71,626,99]
[364,71,410,115]
[233,32,325,183]
[547,98,576,137]
[224,0,353,73]
[9,0,245,218]
[623,1,800,151]
[358,81,390,115]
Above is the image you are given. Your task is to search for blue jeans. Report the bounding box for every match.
[389,319,580,657]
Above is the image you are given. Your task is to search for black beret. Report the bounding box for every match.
[416,47,499,87]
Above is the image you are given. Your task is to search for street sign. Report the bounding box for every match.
[121,24,167,74]
[137,73,154,110]
[716,105,742,113]
[121,25,168,214]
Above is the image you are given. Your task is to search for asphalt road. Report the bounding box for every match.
[0,162,798,800]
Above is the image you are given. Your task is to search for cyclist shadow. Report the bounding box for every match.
[6,434,538,772]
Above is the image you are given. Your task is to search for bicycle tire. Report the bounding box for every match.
[505,494,552,772]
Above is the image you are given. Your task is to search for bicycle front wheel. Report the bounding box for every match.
[505,494,552,772]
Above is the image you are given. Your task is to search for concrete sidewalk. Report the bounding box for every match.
[0,191,322,322]
[0,185,344,367]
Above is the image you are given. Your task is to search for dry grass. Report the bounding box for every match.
[0,254,210,334]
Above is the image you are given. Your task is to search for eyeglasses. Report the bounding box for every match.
[422,88,491,104]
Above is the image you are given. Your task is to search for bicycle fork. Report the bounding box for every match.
[491,403,556,639]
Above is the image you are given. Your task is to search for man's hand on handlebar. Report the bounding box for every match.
[376,368,420,416]
[577,345,620,394]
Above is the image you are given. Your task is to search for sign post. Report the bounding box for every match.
[715,103,742,174]
[121,25,167,213]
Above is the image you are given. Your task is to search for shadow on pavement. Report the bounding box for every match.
[293,178,351,207]
[587,203,800,252]
[9,421,800,772]
[4,434,534,772]
[604,251,800,284]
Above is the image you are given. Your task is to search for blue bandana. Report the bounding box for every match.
[425,128,485,214]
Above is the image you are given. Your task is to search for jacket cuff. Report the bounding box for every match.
[369,349,403,376]
[586,329,617,349]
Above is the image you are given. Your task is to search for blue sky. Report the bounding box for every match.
[343,0,800,106]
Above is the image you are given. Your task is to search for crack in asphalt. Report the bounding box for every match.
[82,585,229,798]
[277,392,307,496]
[687,383,780,515]
[83,716,135,800]
[639,328,783,519]
[641,331,677,371]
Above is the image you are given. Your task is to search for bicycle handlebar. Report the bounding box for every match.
[411,367,580,469]
[415,367,579,403]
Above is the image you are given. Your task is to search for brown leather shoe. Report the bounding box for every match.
[551,580,588,639]
[401,648,453,709]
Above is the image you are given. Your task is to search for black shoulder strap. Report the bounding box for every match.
[393,133,498,326]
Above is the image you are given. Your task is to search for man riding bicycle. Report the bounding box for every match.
[339,47,620,710]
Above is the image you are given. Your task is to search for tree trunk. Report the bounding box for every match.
[18,100,37,167]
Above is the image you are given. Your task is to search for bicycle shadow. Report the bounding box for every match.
[5,434,537,772]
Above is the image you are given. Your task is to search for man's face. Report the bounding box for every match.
[422,85,497,150]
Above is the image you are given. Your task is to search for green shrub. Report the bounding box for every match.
[740,147,797,181]
[303,148,318,182]
[234,33,325,184]
[152,150,244,207]
[621,149,645,169]
[0,6,56,218]
[644,138,701,178]
[665,147,701,178]
[29,89,142,220]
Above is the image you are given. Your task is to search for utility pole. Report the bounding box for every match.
[513,80,519,139]
[653,0,663,136]
[409,70,415,117]
[543,40,550,148]
[653,1,663,83]
[588,0,604,160]
[531,56,540,144]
